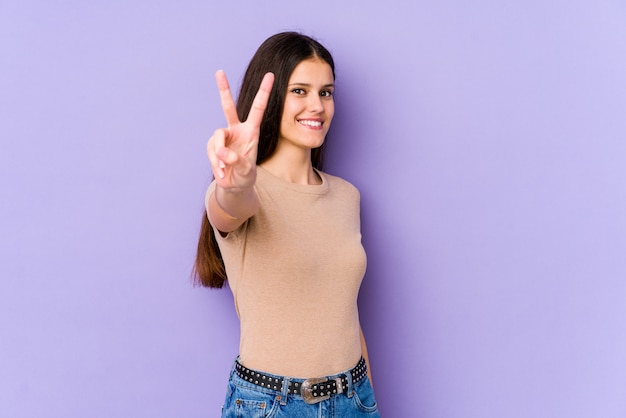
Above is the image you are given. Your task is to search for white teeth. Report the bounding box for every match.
[299,120,322,127]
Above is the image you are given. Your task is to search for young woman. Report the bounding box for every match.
[195,32,379,417]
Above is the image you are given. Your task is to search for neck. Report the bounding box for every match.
[260,147,320,185]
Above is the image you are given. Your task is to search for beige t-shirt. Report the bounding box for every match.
[207,166,367,378]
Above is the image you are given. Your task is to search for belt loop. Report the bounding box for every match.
[280,377,291,406]
[345,370,354,398]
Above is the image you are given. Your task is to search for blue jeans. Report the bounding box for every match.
[221,360,380,417]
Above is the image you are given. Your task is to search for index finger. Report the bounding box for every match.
[245,72,275,127]
[215,70,240,127]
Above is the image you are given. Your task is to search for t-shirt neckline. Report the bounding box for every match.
[257,165,330,195]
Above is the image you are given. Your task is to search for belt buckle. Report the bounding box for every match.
[301,377,329,404]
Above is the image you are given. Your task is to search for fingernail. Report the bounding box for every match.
[219,160,226,169]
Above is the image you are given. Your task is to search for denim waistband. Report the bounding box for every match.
[229,357,367,405]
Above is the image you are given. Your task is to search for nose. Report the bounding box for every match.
[306,93,324,113]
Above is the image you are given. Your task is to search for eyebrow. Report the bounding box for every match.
[288,82,335,88]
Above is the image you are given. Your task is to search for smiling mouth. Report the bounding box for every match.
[298,119,323,127]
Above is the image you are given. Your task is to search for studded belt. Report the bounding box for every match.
[234,357,368,404]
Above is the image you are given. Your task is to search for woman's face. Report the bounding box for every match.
[278,58,335,151]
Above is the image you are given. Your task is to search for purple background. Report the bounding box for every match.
[2,1,626,417]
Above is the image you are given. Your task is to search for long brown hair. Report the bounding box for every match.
[194,32,336,288]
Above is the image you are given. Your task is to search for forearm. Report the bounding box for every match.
[209,184,259,233]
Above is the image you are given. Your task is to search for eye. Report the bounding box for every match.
[320,90,333,98]
[291,88,306,95]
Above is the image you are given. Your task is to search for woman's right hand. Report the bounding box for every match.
[207,70,274,190]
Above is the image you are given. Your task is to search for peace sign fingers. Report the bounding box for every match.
[216,70,274,130]
[245,72,275,128]
[207,70,275,186]
[215,70,240,127]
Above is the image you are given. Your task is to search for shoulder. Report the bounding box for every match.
[319,171,360,198]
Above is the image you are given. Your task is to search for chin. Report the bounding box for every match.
[307,138,326,149]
